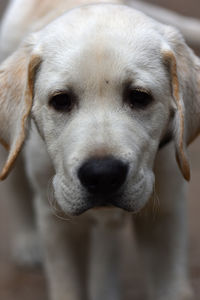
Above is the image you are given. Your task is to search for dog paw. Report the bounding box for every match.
[178,282,194,300]
[12,231,43,268]
[180,289,194,300]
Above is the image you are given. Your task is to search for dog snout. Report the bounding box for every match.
[78,156,128,196]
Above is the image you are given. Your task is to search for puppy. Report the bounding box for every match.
[0,0,200,299]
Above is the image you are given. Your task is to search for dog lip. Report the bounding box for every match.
[67,195,139,216]
[94,202,114,208]
[81,195,132,214]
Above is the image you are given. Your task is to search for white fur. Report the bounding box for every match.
[1,1,200,299]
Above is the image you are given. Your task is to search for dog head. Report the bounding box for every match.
[0,4,200,215]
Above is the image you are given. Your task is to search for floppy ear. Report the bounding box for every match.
[162,27,200,181]
[0,43,41,180]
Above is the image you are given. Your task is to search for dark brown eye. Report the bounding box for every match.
[49,93,74,112]
[124,88,153,109]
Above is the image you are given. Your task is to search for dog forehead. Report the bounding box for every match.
[38,3,164,54]
[35,4,167,95]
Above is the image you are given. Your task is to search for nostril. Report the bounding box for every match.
[78,156,128,195]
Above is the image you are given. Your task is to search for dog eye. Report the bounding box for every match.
[125,88,153,109]
[49,93,74,112]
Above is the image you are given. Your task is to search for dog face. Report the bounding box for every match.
[32,5,173,214]
[0,4,199,215]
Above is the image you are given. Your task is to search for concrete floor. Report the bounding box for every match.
[0,0,200,299]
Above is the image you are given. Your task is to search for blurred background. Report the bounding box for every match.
[0,0,200,299]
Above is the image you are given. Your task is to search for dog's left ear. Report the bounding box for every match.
[0,41,41,180]
[162,26,200,181]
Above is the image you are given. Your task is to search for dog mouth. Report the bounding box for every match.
[53,169,151,216]
[54,189,148,216]
[69,193,139,216]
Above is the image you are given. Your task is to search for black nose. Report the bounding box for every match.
[78,156,128,195]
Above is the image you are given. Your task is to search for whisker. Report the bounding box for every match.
[46,177,72,222]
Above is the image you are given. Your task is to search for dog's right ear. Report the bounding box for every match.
[0,41,41,180]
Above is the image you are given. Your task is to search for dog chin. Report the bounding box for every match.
[55,193,152,216]
[53,173,154,216]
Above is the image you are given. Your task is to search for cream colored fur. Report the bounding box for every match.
[0,1,200,299]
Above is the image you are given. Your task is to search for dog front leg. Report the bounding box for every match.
[88,210,125,300]
[134,203,192,300]
[0,149,41,267]
[134,146,192,300]
[34,194,89,300]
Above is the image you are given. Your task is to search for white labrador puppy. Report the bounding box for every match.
[0,0,200,299]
